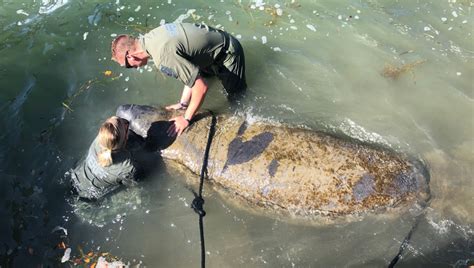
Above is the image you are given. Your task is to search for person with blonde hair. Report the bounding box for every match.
[71,116,138,200]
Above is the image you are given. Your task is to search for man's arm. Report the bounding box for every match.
[167,76,208,136]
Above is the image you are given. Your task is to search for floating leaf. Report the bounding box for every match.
[62,102,73,112]
[61,248,71,263]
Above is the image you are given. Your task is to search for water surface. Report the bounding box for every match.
[0,0,473,267]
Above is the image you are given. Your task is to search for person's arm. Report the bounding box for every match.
[117,158,138,186]
[167,76,208,136]
[166,85,192,110]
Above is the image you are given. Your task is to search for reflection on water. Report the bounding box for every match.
[0,0,473,266]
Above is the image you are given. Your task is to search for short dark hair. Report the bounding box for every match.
[111,35,136,61]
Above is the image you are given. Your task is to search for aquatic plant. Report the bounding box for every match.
[263,6,284,26]
[381,60,427,80]
[38,72,119,144]
[62,71,120,112]
[114,19,154,33]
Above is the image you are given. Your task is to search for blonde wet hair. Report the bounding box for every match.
[97,116,129,167]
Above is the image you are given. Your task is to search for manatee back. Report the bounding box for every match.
[206,117,431,217]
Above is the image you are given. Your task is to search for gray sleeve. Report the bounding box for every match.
[116,159,138,187]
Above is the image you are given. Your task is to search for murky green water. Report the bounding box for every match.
[1,0,473,267]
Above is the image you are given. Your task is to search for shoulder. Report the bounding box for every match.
[145,23,181,43]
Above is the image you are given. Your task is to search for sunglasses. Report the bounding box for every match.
[125,50,133,68]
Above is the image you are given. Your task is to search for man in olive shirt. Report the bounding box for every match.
[111,23,247,136]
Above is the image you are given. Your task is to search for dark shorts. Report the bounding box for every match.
[218,36,247,95]
[203,35,246,99]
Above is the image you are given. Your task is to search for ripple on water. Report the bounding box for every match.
[39,0,69,14]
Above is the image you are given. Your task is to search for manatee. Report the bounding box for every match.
[116,104,430,218]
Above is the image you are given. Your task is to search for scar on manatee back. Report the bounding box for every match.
[268,159,279,177]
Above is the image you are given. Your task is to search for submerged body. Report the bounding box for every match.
[117,104,430,218]
[71,136,137,200]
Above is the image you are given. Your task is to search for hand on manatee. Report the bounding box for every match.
[166,103,186,111]
[167,116,190,137]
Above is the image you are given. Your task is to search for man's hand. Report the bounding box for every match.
[167,77,206,136]
[167,116,190,137]
[166,103,186,111]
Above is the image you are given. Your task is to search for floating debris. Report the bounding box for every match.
[399,49,414,56]
[51,226,68,236]
[61,248,71,263]
[263,5,284,26]
[174,9,199,23]
[63,248,129,267]
[306,24,317,32]
[16,9,29,16]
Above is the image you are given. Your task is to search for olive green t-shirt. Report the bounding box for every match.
[140,23,228,87]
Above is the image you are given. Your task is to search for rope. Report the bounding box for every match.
[388,184,432,267]
[190,111,217,268]
[388,215,422,268]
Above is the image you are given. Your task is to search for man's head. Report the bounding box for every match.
[111,35,149,68]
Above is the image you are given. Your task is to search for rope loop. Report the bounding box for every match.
[189,110,217,268]
[191,195,206,217]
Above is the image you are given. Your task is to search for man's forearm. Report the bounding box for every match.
[180,86,192,105]
[184,77,207,120]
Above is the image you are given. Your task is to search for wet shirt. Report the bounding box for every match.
[140,23,228,87]
[71,136,137,200]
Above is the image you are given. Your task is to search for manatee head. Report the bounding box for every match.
[116,104,170,138]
